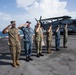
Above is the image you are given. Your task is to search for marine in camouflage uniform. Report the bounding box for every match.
[63,24,68,48]
[2,21,21,67]
[46,25,53,54]
[34,22,44,57]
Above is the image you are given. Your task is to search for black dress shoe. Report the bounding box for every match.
[26,56,30,62]
[28,56,33,61]
[39,53,44,56]
[36,54,40,58]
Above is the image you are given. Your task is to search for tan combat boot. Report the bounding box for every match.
[16,60,20,66]
[12,60,16,67]
[47,49,52,54]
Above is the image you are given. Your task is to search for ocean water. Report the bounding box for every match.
[0,31,23,37]
[0,31,8,37]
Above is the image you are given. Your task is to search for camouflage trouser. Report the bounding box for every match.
[35,41,42,54]
[9,44,21,61]
[63,37,67,47]
[47,40,52,51]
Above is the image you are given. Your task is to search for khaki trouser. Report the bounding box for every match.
[35,41,42,54]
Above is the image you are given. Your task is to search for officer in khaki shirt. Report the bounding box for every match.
[35,22,44,57]
[2,21,21,67]
[47,25,53,54]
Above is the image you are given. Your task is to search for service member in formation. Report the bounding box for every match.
[2,21,21,67]
[55,25,61,51]
[18,21,33,62]
[46,25,53,54]
[63,24,68,48]
[34,22,44,57]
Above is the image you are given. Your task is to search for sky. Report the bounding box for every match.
[0,0,76,31]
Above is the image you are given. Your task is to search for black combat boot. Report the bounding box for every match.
[36,53,40,58]
[64,46,67,48]
[56,48,60,51]
[28,56,33,61]
[26,56,30,62]
[39,53,44,56]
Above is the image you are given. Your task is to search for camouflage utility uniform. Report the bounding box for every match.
[47,29,52,53]
[8,28,21,64]
[35,28,42,54]
[63,26,68,47]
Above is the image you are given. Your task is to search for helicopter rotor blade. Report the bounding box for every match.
[35,18,38,22]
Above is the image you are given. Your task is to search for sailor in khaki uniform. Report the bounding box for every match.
[2,21,21,67]
[47,25,53,54]
[35,22,44,57]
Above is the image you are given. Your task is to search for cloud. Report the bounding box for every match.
[16,0,76,19]
[15,0,76,29]
[0,12,12,20]
[0,0,76,30]
[16,0,65,17]
[0,12,27,30]
[0,12,12,30]
[16,0,35,9]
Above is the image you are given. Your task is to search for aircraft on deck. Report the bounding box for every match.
[35,16,76,32]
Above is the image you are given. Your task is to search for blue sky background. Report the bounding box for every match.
[0,0,25,15]
[60,0,76,11]
[0,0,76,31]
